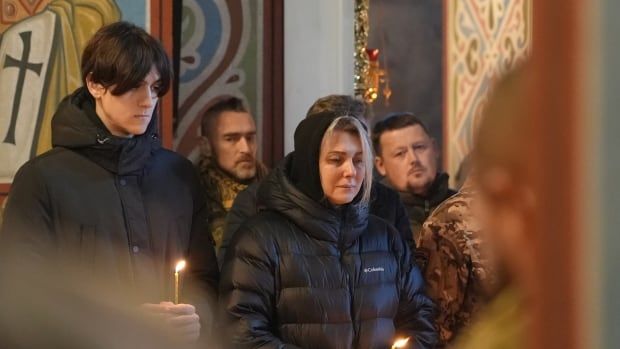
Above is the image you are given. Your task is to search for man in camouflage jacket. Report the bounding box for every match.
[197,97,267,258]
[415,177,496,347]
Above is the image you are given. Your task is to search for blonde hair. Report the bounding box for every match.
[322,116,374,204]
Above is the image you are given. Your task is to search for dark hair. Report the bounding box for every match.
[371,112,430,155]
[200,96,248,137]
[306,95,366,120]
[81,21,172,97]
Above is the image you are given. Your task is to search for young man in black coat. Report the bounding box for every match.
[0,21,218,346]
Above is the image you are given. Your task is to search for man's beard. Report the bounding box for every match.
[407,177,434,196]
[210,150,258,182]
[229,164,257,182]
[215,155,257,182]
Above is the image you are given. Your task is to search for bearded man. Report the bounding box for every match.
[197,97,267,252]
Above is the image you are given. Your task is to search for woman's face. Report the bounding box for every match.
[319,130,365,205]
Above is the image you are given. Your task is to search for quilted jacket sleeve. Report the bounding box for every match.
[219,222,301,349]
[393,230,438,349]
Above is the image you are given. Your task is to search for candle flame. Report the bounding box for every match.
[175,260,186,273]
[392,337,410,349]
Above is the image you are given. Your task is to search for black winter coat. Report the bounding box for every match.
[392,172,457,241]
[219,154,414,267]
[219,163,437,349]
[0,88,219,304]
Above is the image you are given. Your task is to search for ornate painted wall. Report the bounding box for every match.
[445,0,532,181]
[0,0,121,185]
[175,0,267,162]
[0,0,152,204]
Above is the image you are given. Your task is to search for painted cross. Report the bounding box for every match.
[3,31,43,144]
[0,10,55,184]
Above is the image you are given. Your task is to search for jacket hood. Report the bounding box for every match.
[290,111,342,202]
[257,153,369,248]
[51,87,161,175]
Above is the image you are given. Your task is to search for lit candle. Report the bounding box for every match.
[391,337,410,349]
[174,260,186,304]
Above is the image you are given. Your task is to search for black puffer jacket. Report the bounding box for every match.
[219,154,414,267]
[219,160,436,349]
[0,88,219,304]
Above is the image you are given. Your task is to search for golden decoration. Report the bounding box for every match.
[354,0,391,105]
[354,0,371,102]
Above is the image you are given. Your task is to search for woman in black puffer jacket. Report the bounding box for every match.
[219,112,436,349]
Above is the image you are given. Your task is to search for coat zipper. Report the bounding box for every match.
[340,214,358,348]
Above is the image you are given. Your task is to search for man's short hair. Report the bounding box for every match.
[371,112,430,155]
[81,21,172,97]
[200,96,249,138]
[306,95,366,120]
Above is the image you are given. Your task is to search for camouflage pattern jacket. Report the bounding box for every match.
[415,178,496,347]
[197,157,267,250]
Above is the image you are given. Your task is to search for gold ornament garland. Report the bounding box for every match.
[354,0,371,103]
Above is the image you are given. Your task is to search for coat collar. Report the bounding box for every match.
[258,154,369,249]
[51,87,160,175]
[385,172,455,207]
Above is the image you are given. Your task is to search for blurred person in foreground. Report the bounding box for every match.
[220,112,436,348]
[452,65,533,349]
[219,94,413,265]
[0,255,199,349]
[0,21,218,346]
[454,153,473,191]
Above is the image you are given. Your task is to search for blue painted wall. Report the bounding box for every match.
[116,0,147,29]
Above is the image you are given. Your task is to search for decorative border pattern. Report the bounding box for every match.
[174,0,261,161]
[445,0,531,180]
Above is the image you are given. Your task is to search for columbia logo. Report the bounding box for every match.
[363,267,384,273]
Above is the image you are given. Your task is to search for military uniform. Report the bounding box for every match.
[197,157,267,249]
[415,178,496,347]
